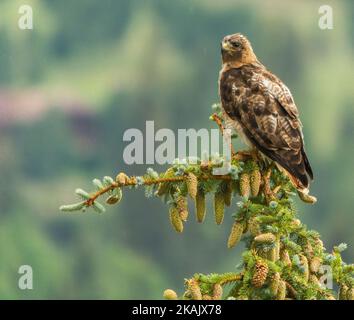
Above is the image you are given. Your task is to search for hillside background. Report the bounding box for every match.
[0,0,353,299]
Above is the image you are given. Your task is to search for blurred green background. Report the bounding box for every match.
[0,0,353,299]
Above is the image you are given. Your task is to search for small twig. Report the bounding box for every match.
[85,173,234,208]
[87,183,119,206]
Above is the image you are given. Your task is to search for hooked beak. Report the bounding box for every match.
[221,40,233,51]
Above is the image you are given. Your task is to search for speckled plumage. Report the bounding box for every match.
[219,33,313,190]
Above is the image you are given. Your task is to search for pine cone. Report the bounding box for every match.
[291,219,301,228]
[223,181,233,207]
[309,275,321,287]
[188,279,202,300]
[176,196,188,221]
[239,173,251,198]
[347,288,354,300]
[303,242,314,259]
[276,280,287,300]
[227,221,245,248]
[254,233,276,244]
[195,189,206,223]
[275,239,280,261]
[214,191,225,225]
[280,250,292,267]
[169,207,183,233]
[186,172,198,200]
[299,254,309,282]
[250,167,261,197]
[309,256,322,273]
[267,247,277,262]
[248,216,261,236]
[213,283,223,300]
[338,284,348,300]
[270,272,280,295]
[313,238,324,251]
[163,289,178,300]
[179,209,189,222]
[266,239,280,262]
[252,260,269,288]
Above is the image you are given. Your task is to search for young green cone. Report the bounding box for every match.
[276,280,287,300]
[248,216,261,236]
[239,173,251,198]
[309,256,322,273]
[270,272,281,295]
[280,249,292,267]
[299,254,309,282]
[223,181,233,207]
[309,275,321,287]
[338,284,348,300]
[188,279,202,300]
[214,192,225,225]
[163,289,178,300]
[254,233,276,244]
[169,207,183,233]
[227,221,245,248]
[186,172,198,200]
[195,189,206,223]
[176,196,189,221]
[250,167,261,197]
[347,288,354,300]
[213,283,223,300]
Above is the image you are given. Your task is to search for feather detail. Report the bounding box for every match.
[219,40,313,192]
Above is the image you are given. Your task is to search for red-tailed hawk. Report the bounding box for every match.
[219,33,314,199]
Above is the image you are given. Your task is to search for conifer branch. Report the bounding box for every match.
[60,103,354,300]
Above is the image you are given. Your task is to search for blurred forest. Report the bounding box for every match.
[0,0,353,299]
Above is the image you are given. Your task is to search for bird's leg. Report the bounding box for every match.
[232,150,252,161]
[211,113,262,163]
[233,148,261,163]
[250,147,262,163]
[211,113,236,157]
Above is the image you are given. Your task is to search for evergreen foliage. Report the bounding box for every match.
[60,105,354,300]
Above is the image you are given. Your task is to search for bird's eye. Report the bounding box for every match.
[231,41,241,48]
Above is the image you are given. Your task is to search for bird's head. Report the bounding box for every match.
[221,33,257,66]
